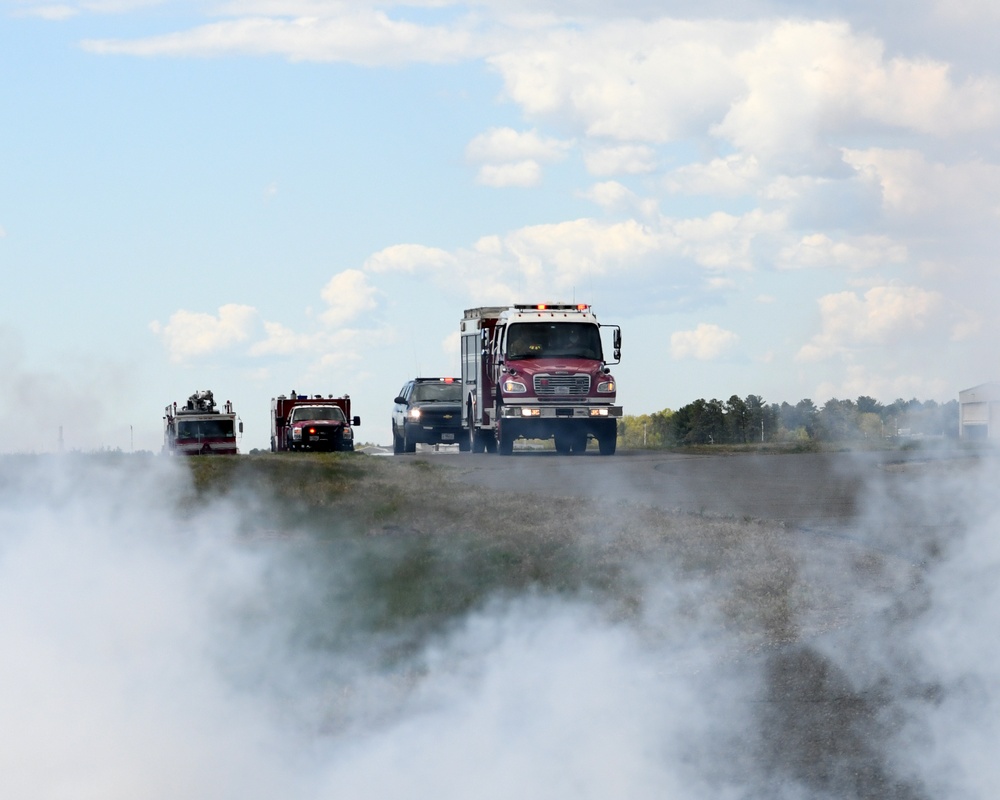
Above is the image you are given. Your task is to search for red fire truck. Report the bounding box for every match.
[461,303,622,455]
[163,390,241,455]
[270,392,361,452]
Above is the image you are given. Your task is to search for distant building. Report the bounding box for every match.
[958,383,1000,440]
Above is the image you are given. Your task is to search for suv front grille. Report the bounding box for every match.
[418,408,463,428]
[533,373,590,396]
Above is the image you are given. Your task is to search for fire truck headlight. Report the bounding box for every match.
[343,427,354,439]
[502,379,527,394]
[407,408,421,420]
[597,380,616,393]
[520,408,540,417]
[292,428,303,440]
[589,408,610,417]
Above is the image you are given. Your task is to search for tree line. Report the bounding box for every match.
[618,395,960,448]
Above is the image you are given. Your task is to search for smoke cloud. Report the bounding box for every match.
[1,448,997,798]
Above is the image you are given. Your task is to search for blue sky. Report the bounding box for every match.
[3,0,1000,452]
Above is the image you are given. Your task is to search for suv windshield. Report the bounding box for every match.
[506,322,603,360]
[412,382,462,402]
[290,405,346,423]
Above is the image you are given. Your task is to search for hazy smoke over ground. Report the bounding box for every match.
[0,450,997,798]
[0,455,747,799]
[845,452,1000,799]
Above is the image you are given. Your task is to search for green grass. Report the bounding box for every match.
[2,451,907,661]
[171,453,822,655]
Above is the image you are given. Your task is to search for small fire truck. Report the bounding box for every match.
[163,390,241,455]
[270,392,361,452]
[461,303,622,455]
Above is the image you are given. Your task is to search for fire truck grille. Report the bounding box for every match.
[534,373,591,396]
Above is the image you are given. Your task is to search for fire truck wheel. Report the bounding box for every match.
[469,414,486,453]
[598,420,618,455]
[569,432,588,454]
[270,436,276,453]
[554,435,572,455]
[498,423,515,456]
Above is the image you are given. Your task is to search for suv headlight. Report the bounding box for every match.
[502,379,527,394]
[407,408,421,420]
[597,379,616,393]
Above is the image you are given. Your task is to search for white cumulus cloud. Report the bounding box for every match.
[82,9,486,65]
[776,234,908,272]
[670,323,739,361]
[247,321,315,357]
[579,181,658,217]
[12,3,78,20]
[712,20,1000,172]
[672,209,786,272]
[666,154,762,197]
[149,304,258,363]
[843,148,1000,225]
[583,144,657,176]
[477,160,543,188]
[796,284,977,363]
[320,269,379,326]
[466,127,572,187]
[363,244,458,274]
[502,217,662,286]
[490,18,746,142]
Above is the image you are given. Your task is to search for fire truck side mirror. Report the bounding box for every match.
[353,416,361,426]
[239,421,244,434]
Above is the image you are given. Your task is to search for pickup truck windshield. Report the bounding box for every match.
[289,406,346,423]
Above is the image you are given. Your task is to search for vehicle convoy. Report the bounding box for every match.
[163,390,242,455]
[461,303,622,455]
[270,392,361,452]
[392,377,469,454]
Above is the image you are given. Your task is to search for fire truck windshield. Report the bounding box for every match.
[289,405,346,423]
[177,419,235,439]
[506,322,602,360]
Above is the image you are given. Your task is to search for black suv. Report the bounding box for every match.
[392,377,468,453]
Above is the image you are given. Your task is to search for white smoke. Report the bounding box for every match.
[0,456,315,799]
[3,448,996,799]
[881,452,1000,798]
[0,455,751,800]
